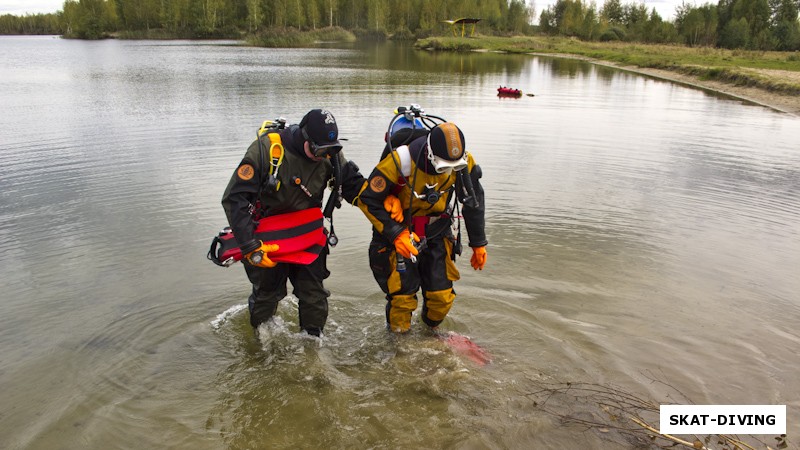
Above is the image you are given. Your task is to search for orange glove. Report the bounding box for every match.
[393,229,420,259]
[383,195,404,222]
[245,241,280,268]
[470,246,487,270]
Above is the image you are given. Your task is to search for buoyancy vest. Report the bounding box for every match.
[208,207,326,266]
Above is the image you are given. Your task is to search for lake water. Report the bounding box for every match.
[1,36,799,449]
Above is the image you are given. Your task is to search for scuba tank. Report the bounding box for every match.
[382,104,444,160]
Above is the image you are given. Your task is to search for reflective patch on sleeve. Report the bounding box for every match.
[237,164,255,181]
[369,175,387,193]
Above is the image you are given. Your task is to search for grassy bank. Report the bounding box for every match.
[246,27,356,48]
[416,36,800,96]
[113,28,242,40]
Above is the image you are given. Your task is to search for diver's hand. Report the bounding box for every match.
[245,241,280,268]
[470,246,487,270]
[383,195,403,222]
[393,229,420,259]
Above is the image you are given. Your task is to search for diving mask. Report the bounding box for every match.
[427,147,468,174]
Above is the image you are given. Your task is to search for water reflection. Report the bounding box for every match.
[342,41,529,75]
[542,57,595,78]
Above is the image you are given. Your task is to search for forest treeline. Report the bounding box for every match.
[540,0,800,50]
[0,0,798,51]
[0,0,534,39]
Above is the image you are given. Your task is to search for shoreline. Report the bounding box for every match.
[528,52,800,117]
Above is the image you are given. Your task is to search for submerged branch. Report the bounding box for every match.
[525,379,790,450]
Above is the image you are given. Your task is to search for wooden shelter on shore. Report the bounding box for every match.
[442,18,481,37]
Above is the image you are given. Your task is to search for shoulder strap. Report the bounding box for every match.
[395,145,412,178]
[257,131,284,191]
[266,132,284,174]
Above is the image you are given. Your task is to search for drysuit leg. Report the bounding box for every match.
[288,247,331,336]
[419,235,460,328]
[244,262,288,328]
[368,238,421,333]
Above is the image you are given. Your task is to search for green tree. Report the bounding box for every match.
[769,0,800,49]
[287,0,304,27]
[115,0,160,30]
[366,0,386,31]
[507,0,533,33]
[772,19,800,49]
[719,16,749,47]
[642,8,678,43]
[302,0,320,29]
[63,0,117,38]
[246,0,258,30]
[325,0,338,27]
[478,0,502,29]
[732,0,771,48]
[539,0,587,36]
[418,0,440,31]
[579,3,598,40]
[200,0,224,29]
[676,2,717,46]
[0,13,64,34]
[600,0,624,25]
[622,2,648,39]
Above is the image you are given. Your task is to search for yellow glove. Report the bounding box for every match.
[245,241,280,268]
[383,195,403,222]
[393,229,420,259]
[470,246,487,270]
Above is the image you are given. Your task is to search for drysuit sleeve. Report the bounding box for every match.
[221,139,263,254]
[357,151,406,243]
[334,152,366,205]
[462,153,487,248]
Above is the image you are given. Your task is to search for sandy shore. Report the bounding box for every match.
[530,52,800,117]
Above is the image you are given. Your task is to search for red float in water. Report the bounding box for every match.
[497,86,522,97]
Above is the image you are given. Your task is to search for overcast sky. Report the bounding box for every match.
[1,0,690,21]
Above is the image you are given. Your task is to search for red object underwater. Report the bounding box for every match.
[497,86,522,97]
[436,331,492,366]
